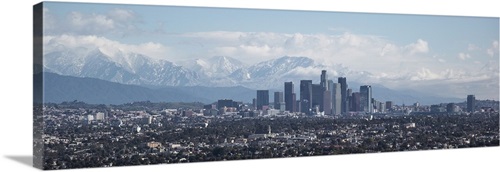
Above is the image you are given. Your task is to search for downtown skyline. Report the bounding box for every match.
[41,2,499,101]
[254,70,387,115]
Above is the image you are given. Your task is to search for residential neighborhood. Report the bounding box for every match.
[39,101,499,170]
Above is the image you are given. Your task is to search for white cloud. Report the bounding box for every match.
[458,52,471,60]
[181,31,247,45]
[338,32,369,47]
[379,43,398,57]
[487,40,499,57]
[404,39,429,55]
[407,67,493,82]
[410,67,441,81]
[183,32,328,63]
[44,8,140,36]
[68,11,115,31]
[468,43,480,51]
[108,8,137,22]
[44,35,169,59]
[366,65,497,100]
[175,31,441,80]
[221,35,498,98]
[43,26,499,100]
[43,7,56,32]
[238,44,284,57]
[287,66,324,78]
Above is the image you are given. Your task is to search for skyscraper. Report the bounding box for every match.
[320,70,331,115]
[338,77,348,114]
[467,95,475,113]
[323,90,332,115]
[329,81,341,115]
[350,92,361,112]
[360,85,373,113]
[256,90,269,110]
[284,82,295,112]
[378,102,385,113]
[347,88,352,113]
[312,84,323,112]
[274,91,285,111]
[296,99,301,112]
[292,93,297,112]
[300,80,313,114]
[386,101,393,111]
[320,70,328,90]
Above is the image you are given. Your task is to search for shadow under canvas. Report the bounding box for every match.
[5,155,33,168]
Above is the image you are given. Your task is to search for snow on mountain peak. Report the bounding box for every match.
[44,48,364,89]
[44,48,201,86]
[188,56,246,78]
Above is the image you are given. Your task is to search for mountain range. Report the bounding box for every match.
[41,48,463,105]
[40,72,256,104]
[44,49,201,87]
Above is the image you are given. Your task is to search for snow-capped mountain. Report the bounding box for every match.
[175,56,247,87]
[44,48,141,84]
[44,48,201,87]
[182,55,345,89]
[246,56,315,79]
[192,56,246,78]
[43,49,357,89]
[226,56,317,89]
[42,51,463,105]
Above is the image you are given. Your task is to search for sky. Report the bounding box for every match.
[42,2,499,100]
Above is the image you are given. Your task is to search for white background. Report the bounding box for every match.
[0,0,499,172]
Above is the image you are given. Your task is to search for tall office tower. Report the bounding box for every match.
[319,70,331,115]
[371,98,376,112]
[360,85,373,113]
[347,88,352,113]
[296,100,301,112]
[284,82,295,112]
[300,80,313,114]
[320,70,328,90]
[379,102,385,113]
[327,80,334,113]
[323,90,332,115]
[467,95,476,113]
[312,84,324,112]
[256,90,269,110]
[350,92,361,112]
[338,77,348,114]
[329,81,341,115]
[372,99,378,113]
[274,92,285,110]
[386,101,393,111]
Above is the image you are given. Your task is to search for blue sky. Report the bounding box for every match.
[45,2,498,45]
[42,1,499,100]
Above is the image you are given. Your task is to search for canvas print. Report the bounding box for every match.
[33,1,499,170]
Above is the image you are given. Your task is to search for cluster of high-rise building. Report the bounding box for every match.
[254,70,387,115]
[206,70,483,116]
